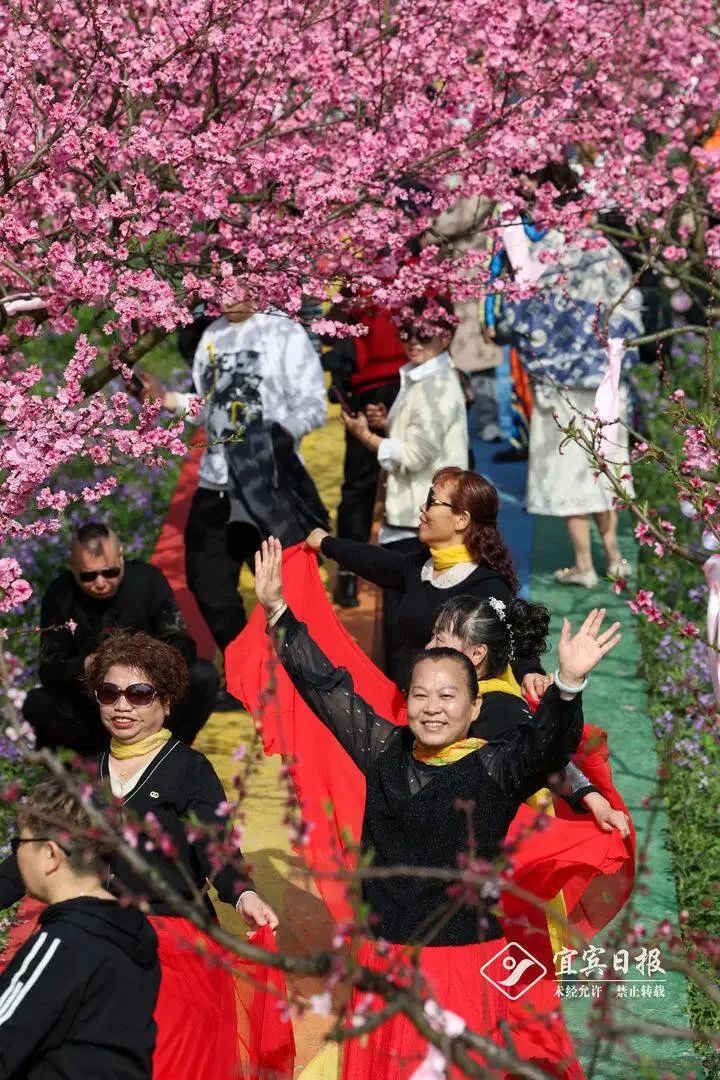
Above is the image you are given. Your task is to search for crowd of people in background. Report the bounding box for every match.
[0,172,667,1078]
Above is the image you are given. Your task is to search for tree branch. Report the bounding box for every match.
[81,327,170,396]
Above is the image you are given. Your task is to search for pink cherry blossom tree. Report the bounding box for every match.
[1,8,720,1073]
[1,0,719,609]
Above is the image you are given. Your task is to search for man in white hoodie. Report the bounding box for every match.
[140,302,327,654]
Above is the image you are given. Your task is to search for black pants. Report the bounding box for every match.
[23,660,219,752]
[337,384,400,544]
[185,488,261,651]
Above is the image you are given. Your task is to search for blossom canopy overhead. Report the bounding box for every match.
[1,0,718,321]
[0,0,719,609]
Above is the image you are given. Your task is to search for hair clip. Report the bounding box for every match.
[488,597,506,621]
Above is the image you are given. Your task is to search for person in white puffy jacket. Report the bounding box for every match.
[340,295,468,545]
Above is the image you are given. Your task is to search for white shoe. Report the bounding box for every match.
[553,566,600,589]
[607,558,632,579]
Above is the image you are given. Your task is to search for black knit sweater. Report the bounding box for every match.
[274,608,583,947]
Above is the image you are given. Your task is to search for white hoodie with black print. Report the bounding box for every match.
[174,308,326,490]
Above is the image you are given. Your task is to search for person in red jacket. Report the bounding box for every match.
[324,299,406,607]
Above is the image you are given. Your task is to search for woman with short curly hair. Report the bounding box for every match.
[84,628,190,709]
[0,629,289,1080]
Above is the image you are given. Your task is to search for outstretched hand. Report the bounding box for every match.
[254,537,284,614]
[557,608,621,686]
[583,792,631,839]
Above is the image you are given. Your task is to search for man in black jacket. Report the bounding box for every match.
[22,522,219,752]
[0,780,160,1080]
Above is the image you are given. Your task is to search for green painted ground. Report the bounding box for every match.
[530,516,704,1078]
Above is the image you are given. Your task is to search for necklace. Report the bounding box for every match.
[112,759,143,779]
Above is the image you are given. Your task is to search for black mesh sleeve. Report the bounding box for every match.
[479,686,584,804]
[272,607,397,774]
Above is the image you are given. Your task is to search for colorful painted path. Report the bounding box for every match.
[154,408,703,1076]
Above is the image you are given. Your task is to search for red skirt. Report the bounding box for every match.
[342,938,580,1080]
[0,901,294,1080]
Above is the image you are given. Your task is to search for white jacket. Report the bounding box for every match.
[378,352,469,528]
[175,310,326,489]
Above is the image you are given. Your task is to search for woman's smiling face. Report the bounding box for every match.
[406,656,481,749]
[97,663,169,745]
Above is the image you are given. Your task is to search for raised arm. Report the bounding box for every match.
[256,537,397,773]
[316,534,409,590]
[480,609,622,805]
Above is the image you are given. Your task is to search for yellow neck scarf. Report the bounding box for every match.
[110,728,171,761]
[478,665,523,698]
[413,737,487,766]
[429,544,473,573]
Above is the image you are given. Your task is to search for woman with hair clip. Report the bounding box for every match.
[306,465,546,689]
[430,594,630,835]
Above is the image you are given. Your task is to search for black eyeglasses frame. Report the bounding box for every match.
[424,487,455,512]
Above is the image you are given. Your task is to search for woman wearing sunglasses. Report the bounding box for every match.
[0,630,290,1080]
[307,465,545,692]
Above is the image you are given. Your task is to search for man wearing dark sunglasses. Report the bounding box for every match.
[22,522,219,755]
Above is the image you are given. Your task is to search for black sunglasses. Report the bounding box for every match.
[95,682,158,708]
[425,487,454,511]
[79,567,122,583]
[11,836,67,856]
[399,321,434,344]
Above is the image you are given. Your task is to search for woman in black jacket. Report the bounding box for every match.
[306,465,545,688]
[0,631,284,1080]
[255,536,621,1078]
